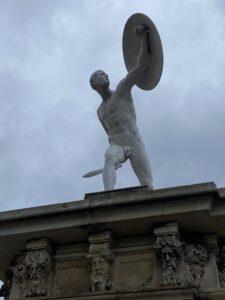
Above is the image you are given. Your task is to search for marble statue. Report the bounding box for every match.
[84,13,163,191]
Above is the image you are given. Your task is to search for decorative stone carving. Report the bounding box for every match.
[203,235,220,289]
[154,223,182,286]
[87,231,113,292]
[217,246,225,287]
[184,243,208,286]
[0,270,13,299]
[205,235,218,254]
[12,239,53,297]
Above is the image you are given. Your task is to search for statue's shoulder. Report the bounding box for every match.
[115,79,135,100]
[115,78,126,94]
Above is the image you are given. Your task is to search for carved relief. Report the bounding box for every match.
[12,239,53,297]
[184,244,208,286]
[154,223,182,286]
[0,270,13,299]
[217,247,225,287]
[87,231,113,292]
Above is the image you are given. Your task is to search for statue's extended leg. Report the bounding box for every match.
[129,141,153,189]
[103,145,125,190]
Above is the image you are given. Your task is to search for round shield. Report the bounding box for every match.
[123,13,163,90]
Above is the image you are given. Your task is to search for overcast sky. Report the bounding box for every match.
[0,0,224,211]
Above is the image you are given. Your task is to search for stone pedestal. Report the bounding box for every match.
[0,182,225,300]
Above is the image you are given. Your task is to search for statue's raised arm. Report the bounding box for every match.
[117,25,151,93]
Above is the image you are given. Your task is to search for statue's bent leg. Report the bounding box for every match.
[129,141,153,189]
[103,144,126,190]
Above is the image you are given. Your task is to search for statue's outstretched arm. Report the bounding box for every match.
[117,25,151,93]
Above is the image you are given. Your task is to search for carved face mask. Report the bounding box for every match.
[161,247,177,269]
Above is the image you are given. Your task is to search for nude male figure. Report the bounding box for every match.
[90,25,153,191]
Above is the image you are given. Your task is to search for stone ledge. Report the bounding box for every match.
[11,287,199,300]
[211,288,225,299]
[0,182,220,224]
[0,182,225,291]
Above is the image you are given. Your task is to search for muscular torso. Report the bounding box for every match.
[97,89,140,146]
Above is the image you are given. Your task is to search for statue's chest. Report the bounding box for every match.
[98,96,132,124]
[105,97,129,115]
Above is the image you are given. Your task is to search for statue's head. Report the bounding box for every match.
[161,246,177,270]
[90,70,110,91]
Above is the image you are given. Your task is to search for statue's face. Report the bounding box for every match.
[161,248,176,270]
[92,256,108,275]
[90,70,110,91]
[29,263,44,279]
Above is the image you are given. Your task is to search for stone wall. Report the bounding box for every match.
[2,222,225,299]
[0,183,225,300]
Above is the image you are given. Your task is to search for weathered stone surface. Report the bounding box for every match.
[0,182,225,300]
[204,235,220,290]
[10,239,54,298]
[115,252,153,290]
[53,258,89,296]
[3,287,200,300]
[87,231,113,292]
[154,223,182,286]
[217,246,225,288]
[212,288,225,300]
[184,243,208,287]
